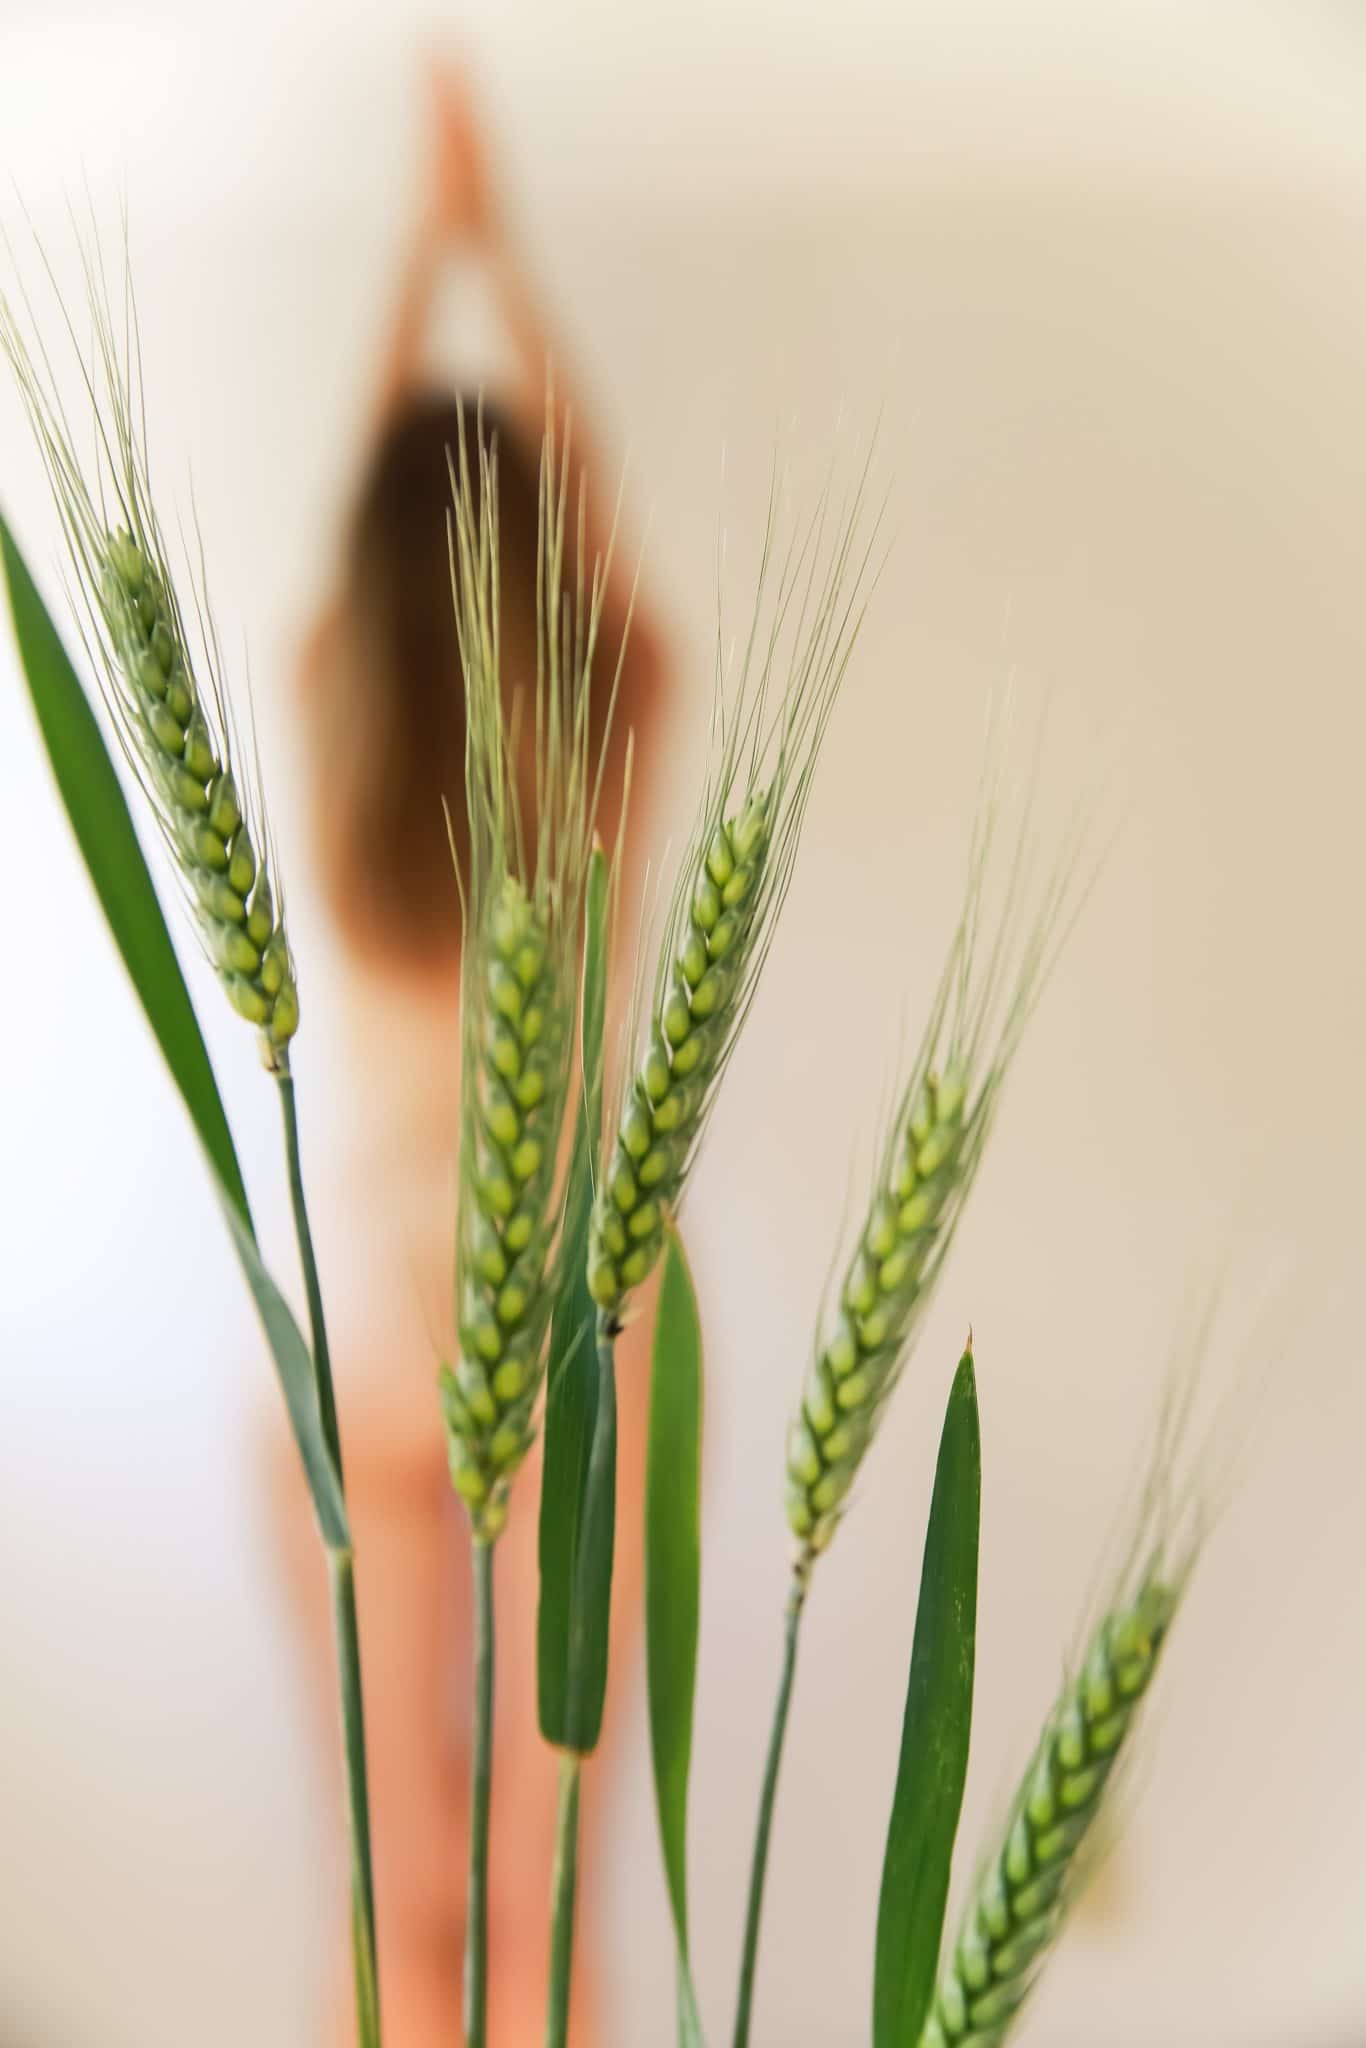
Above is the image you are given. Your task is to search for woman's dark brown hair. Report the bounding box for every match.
[307,392,542,967]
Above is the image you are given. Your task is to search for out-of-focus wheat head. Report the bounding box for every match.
[588,463,880,1320]
[0,229,298,1061]
[440,411,627,1541]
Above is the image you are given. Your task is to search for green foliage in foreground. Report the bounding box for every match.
[4,247,1221,2048]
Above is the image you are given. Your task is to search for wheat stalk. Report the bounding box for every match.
[588,463,878,1319]
[0,240,298,1064]
[1,228,386,2042]
[734,739,1087,2048]
[434,409,629,2048]
[787,749,1085,1561]
[438,410,626,1547]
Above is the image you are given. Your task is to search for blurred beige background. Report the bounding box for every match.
[2,2,1365,2044]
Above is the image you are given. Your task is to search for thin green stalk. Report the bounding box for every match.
[545,1754,583,2048]
[732,1570,809,2048]
[466,1539,496,2048]
[278,1069,343,1475]
[330,1547,382,2048]
[278,1070,381,2047]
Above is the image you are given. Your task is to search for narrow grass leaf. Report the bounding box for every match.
[2,510,348,1548]
[563,1314,617,1755]
[1,510,247,1223]
[677,1973,705,2048]
[873,1347,981,2048]
[646,1228,705,2043]
[538,847,609,1744]
[221,1204,349,1548]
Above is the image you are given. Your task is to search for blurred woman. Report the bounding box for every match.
[279,60,667,2047]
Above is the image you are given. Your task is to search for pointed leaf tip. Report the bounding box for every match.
[873,1350,981,2048]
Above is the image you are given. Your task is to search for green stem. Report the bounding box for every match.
[330,1547,382,2048]
[278,1069,344,1476]
[465,1538,496,2048]
[731,1570,809,2048]
[277,1069,380,2048]
[545,1754,583,2048]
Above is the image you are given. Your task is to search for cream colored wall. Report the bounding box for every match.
[1,5,1364,2045]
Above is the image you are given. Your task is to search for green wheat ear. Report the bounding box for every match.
[786,741,1089,1562]
[922,1583,1178,2048]
[921,1353,1213,2048]
[440,411,628,1542]
[588,463,880,1319]
[0,232,298,1064]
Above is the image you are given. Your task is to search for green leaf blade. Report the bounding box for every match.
[538,847,611,1747]
[1,511,249,1226]
[221,1199,350,1547]
[1,509,348,1548]
[873,1346,981,2048]
[537,1301,598,1740]
[646,1228,705,2043]
[562,1319,617,1755]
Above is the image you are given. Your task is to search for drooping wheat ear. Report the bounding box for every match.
[0,235,298,1061]
[440,410,628,1542]
[919,1369,1210,2048]
[787,742,1087,1558]
[587,465,879,1319]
